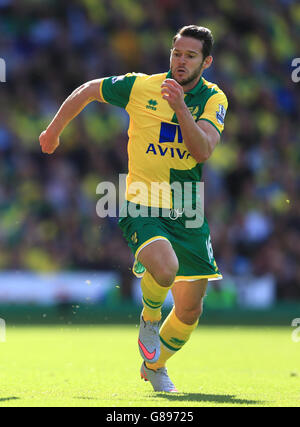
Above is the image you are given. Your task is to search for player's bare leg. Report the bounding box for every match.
[172,278,208,325]
[137,239,179,288]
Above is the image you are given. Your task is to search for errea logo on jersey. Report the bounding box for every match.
[146,99,158,110]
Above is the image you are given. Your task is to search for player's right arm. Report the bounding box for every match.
[39,79,104,154]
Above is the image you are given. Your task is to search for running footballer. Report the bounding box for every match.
[40,25,228,392]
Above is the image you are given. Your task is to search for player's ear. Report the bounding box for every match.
[202,56,213,71]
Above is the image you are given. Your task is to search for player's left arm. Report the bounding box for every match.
[177,109,220,163]
[161,79,227,163]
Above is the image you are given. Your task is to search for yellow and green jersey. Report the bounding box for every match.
[99,71,228,208]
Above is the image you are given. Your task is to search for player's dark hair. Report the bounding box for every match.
[172,25,214,59]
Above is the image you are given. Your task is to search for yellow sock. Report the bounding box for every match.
[141,271,173,322]
[146,344,175,371]
[147,306,199,370]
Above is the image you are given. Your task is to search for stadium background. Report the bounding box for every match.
[0,0,299,323]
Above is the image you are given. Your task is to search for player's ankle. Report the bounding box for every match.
[142,308,162,323]
[146,361,165,371]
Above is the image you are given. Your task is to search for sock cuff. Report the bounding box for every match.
[142,296,163,310]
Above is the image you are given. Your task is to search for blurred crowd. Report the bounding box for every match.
[0,0,299,301]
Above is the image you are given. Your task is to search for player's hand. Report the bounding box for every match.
[39,129,60,154]
[161,79,185,112]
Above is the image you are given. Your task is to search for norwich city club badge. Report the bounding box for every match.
[131,232,138,245]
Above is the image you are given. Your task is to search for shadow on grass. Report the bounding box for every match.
[0,397,20,403]
[156,393,262,405]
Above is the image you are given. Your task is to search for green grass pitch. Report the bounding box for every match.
[0,324,299,407]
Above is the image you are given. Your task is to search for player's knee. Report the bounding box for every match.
[179,309,202,325]
[196,302,204,319]
[153,259,179,287]
[177,301,204,325]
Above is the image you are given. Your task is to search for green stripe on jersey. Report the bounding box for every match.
[102,73,138,108]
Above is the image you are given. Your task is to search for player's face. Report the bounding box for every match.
[170,35,212,87]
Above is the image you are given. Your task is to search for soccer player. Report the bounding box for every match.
[40,25,228,392]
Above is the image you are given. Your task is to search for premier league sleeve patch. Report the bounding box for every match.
[216,104,226,125]
[112,75,125,84]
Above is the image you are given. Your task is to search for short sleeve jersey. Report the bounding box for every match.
[100,71,228,208]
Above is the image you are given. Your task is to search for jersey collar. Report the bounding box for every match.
[166,70,204,95]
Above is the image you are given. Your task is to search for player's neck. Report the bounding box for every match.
[182,75,202,93]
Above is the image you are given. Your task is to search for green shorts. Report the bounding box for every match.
[118,202,222,283]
